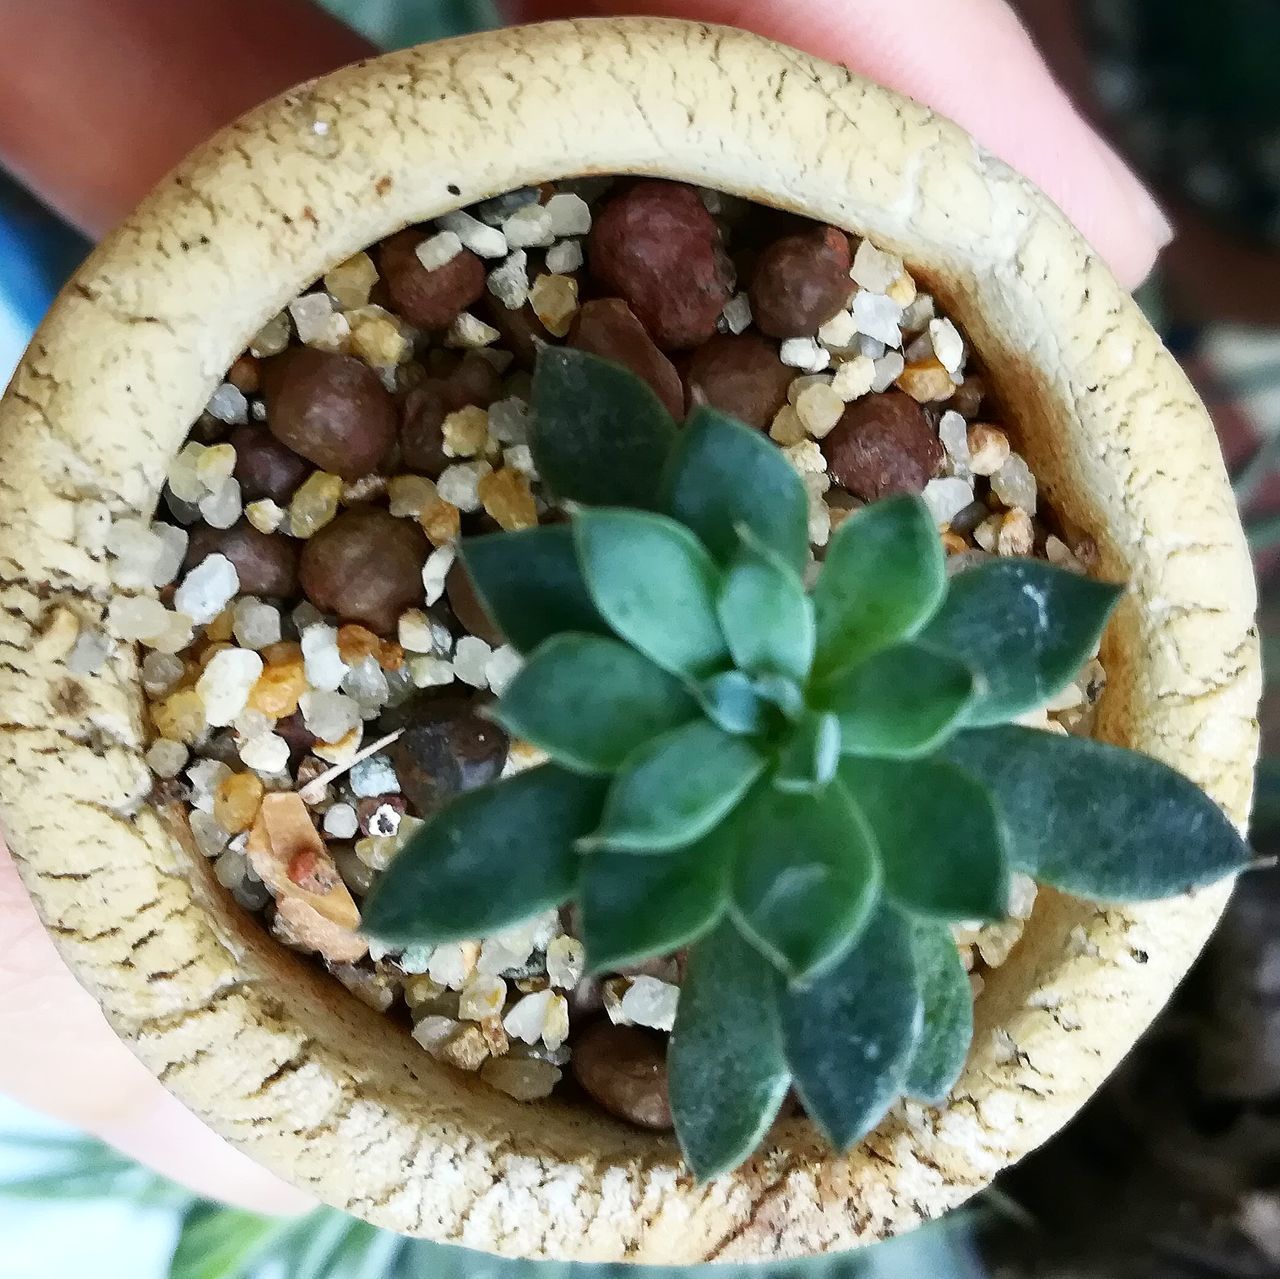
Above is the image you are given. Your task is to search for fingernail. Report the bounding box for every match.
[1097,138,1174,249]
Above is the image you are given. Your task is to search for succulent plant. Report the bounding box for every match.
[364,349,1251,1178]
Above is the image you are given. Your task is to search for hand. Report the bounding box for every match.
[0,0,1168,1216]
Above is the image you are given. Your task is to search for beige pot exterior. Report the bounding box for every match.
[0,18,1261,1263]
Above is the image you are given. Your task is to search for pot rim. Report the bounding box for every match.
[0,16,1259,1263]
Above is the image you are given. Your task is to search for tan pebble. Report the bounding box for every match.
[324,252,379,310]
[314,725,362,763]
[481,1056,561,1101]
[940,529,968,555]
[973,515,1002,553]
[213,772,265,834]
[997,508,1034,557]
[966,423,1010,475]
[442,405,490,458]
[768,404,806,445]
[419,496,462,547]
[477,468,538,531]
[896,357,955,403]
[205,609,235,643]
[273,895,368,964]
[480,1016,510,1056]
[248,659,307,717]
[530,273,579,337]
[886,271,917,306]
[441,1023,490,1071]
[336,624,382,665]
[151,687,207,745]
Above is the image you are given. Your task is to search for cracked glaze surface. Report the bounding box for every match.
[0,18,1260,1263]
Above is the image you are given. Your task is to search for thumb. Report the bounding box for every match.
[505,0,1171,289]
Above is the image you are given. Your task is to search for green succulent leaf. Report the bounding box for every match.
[942,726,1252,899]
[814,642,975,759]
[584,720,765,853]
[774,710,842,795]
[904,919,974,1103]
[918,560,1122,726]
[461,525,609,654]
[361,765,606,944]
[776,904,923,1149]
[579,830,732,973]
[717,530,815,682]
[663,406,810,572]
[697,670,770,736]
[492,634,699,774]
[730,779,880,980]
[669,921,791,1179]
[840,756,1010,921]
[753,671,806,722]
[531,348,678,508]
[574,507,729,678]
[811,496,946,678]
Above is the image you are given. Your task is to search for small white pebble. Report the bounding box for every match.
[445,312,501,349]
[991,452,1038,515]
[429,942,477,991]
[922,477,976,528]
[150,523,188,587]
[452,635,493,689]
[487,397,530,445]
[503,989,557,1044]
[145,738,188,779]
[299,689,362,743]
[107,594,170,641]
[720,292,753,334]
[871,352,906,393]
[437,210,508,259]
[415,230,464,271]
[288,293,336,346]
[422,544,457,606]
[545,192,592,236]
[502,203,555,249]
[852,290,904,347]
[779,337,830,372]
[502,444,537,477]
[486,250,530,310]
[198,477,243,530]
[485,644,523,696]
[546,935,585,990]
[189,810,230,858]
[245,498,284,534]
[830,354,876,401]
[301,624,349,692]
[350,753,400,798]
[240,732,290,774]
[196,649,263,727]
[618,975,680,1031]
[409,656,454,688]
[141,651,185,697]
[900,293,937,334]
[205,382,248,425]
[232,597,282,651]
[850,239,905,294]
[784,440,826,474]
[399,608,452,656]
[436,461,492,513]
[341,656,389,709]
[938,410,971,473]
[174,554,239,624]
[323,802,359,838]
[929,318,965,374]
[817,309,858,351]
[544,239,583,275]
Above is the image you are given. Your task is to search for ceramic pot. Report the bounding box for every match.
[0,18,1259,1263]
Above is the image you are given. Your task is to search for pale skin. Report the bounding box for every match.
[0,0,1170,1216]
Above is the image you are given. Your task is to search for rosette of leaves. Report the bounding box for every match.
[364,350,1250,1179]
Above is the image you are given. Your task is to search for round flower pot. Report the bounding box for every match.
[0,17,1260,1263]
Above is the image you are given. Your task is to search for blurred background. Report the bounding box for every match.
[4,1,1280,1276]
